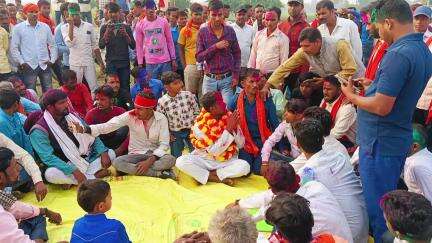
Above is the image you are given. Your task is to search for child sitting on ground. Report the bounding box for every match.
[380,190,432,243]
[60,70,93,118]
[71,179,131,243]
[157,71,199,158]
[0,147,62,243]
[130,67,164,101]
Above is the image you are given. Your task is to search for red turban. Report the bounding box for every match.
[134,93,157,108]
[23,4,39,14]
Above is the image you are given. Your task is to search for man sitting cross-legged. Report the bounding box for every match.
[29,89,115,186]
[80,90,176,179]
[176,91,250,186]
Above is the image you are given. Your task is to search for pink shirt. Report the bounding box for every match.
[261,121,301,161]
[135,16,176,65]
[0,202,40,243]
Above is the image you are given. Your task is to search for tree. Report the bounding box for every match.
[221,0,283,10]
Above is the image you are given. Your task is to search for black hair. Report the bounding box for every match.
[0,147,14,172]
[266,161,298,193]
[316,0,335,11]
[6,3,15,7]
[324,75,341,88]
[134,0,143,7]
[0,89,20,110]
[381,190,432,241]
[293,118,324,154]
[137,89,156,100]
[200,92,217,111]
[265,192,314,243]
[178,10,187,17]
[37,0,50,7]
[62,69,77,82]
[303,107,332,136]
[299,72,320,83]
[166,6,178,16]
[41,89,68,108]
[190,2,203,13]
[255,4,264,9]
[161,71,182,86]
[268,7,281,19]
[239,67,260,82]
[59,2,69,13]
[94,84,115,99]
[208,0,223,11]
[77,179,111,213]
[107,2,120,13]
[68,2,80,12]
[299,28,322,42]
[223,4,230,9]
[285,99,308,114]
[375,0,413,24]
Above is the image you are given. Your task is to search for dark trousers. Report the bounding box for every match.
[19,215,48,241]
[170,129,193,158]
[238,149,262,175]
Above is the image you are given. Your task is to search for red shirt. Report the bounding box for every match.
[365,40,388,80]
[37,14,55,34]
[61,83,93,118]
[84,106,126,125]
[279,18,309,73]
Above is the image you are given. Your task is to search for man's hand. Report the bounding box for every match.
[354,77,372,91]
[119,25,128,36]
[136,156,156,175]
[46,209,62,225]
[261,163,269,177]
[99,62,106,73]
[72,169,86,184]
[260,82,271,100]
[100,152,111,169]
[172,60,178,71]
[67,16,74,26]
[341,77,356,101]
[226,111,239,133]
[34,181,48,202]
[215,40,229,49]
[231,78,238,89]
[174,231,210,243]
[44,61,54,67]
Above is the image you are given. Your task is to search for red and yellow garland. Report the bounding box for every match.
[190,108,238,162]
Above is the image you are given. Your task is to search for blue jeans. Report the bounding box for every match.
[359,142,406,243]
[81,11,92,23]
[19,215,48,241]
[146,61,172,79]
[55,11,61,25]
[20,66,52,93]
[238,149,262,175]
[170,129,193,158]
[106,63,131,93]
[202,74,233,104]
[11,167,32,191]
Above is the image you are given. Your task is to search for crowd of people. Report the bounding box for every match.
[0,0,431,242]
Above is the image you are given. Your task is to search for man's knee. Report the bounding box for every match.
[234,159,251,176]
[161,154,176,168]
[175,155,193,171]
[44,167,62,184]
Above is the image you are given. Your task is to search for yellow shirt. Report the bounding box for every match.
[0,27,11,74]
[267,40,357,87]
[178,26,199,65]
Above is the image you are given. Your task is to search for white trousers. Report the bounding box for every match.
[44,149,116,185]
[70,64,98,93]
[176,154,250,184]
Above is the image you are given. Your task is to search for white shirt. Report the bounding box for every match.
[0,133,42,184]
[416,40,432,110]
[261,121,300,162]
[231,22,255,67]
[404,148,432,202]
[10,21,58,70]
[318,17,363,61]
[90,111,170,158]
[61,21,98,66]
[298,149,368,243]
[248,28,290,74]
[320,98,357,144]
[239,181,353,242]
[291,135,349,172]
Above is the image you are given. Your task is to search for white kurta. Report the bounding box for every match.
[404,148,432,202]
[239,181,353,242]
[320,98,357,144]
[176,125,250,184]
[298,149,368,243]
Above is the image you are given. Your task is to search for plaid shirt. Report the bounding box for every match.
[157,91,200,132]
[196,24,241,80]
[278,18,309,57]
[0,190,17,211]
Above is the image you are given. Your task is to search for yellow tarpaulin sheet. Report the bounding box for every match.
[22,173,268,243]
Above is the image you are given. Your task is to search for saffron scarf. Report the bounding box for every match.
[183,20,200,38]
[320,94,346,128]
[237,91,272,156]
[365,40,388,80]
[269,232,337,243]
[190,109,238,162]
[38,13,55,33]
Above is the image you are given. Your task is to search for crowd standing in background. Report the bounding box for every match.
[0,0,431,242]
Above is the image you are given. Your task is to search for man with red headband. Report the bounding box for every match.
[176,91,250,186]
[248,8,290,75]
[82,90,176,179]
[233,161,353,242]
[320,76,356,147]
[227,68,279,175]
[10,3,57,93]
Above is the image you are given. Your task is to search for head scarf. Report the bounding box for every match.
[134,90,157,108]
[23,3,38,14]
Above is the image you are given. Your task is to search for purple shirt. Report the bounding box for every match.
[196,24,241,80]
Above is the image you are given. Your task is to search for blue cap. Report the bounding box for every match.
[145,0,156,9]
[413,6,432,18]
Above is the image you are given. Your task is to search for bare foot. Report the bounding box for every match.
[207,171,234,186]
[222,178,234,186]
[95,169,111,178]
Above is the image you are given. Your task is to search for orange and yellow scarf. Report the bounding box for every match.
[190,108,238,162]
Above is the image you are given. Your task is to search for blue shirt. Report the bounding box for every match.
[55,23,70,67]
[130,78,164,101]
[171,25,183,70]
[0,109,34,156]
[358,33,432,156]
[10,21,58,70]
[71,214,131,243]
[21,97,41,114]
[228,92,280,148]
